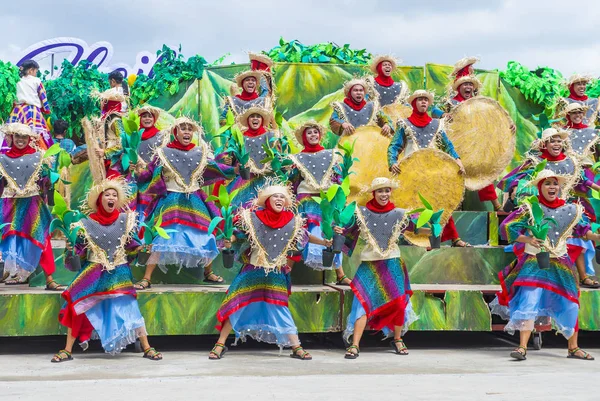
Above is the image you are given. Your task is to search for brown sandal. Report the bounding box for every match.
[143,347,162,361]
[568,347,595,360]
[45,280,66,291]
[290,346,312,360]
[134,279,152,290]
[510,345,527,360]
[208,342,228,360]
[390,339,409,355]
[50,349,73,363]
[203,271,225,284]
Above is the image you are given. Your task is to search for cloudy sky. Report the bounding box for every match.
[2,0,600,76]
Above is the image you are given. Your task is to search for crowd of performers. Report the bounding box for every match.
[0,53,598,364]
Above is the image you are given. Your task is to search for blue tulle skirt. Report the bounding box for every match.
[343,297,418,344]
[0,236,42,279]
[490,286,579,339]
[85,296,147,354]
[303,224,342,270]
[229,301,299,348]
[151,225,219,272]
[567,237,596,276]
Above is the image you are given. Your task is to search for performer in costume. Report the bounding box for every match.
[130,105,165,224]
[367,55,409,108]
[562,103,600,288]
[387,90,470,247]
[7,60,53,150]
[210,184,320,361]
[52,176,162,362]
[248,52,274,96]
[134,117,236,289]
[226,107,281,209]
[342,178,419,359]
[431,57,505,211]
[288,121,350,285]
[491,170,597,361]
[0,123,60,289]
[557,74,599,127]
[220,70,270,124]
[329,78,393,137]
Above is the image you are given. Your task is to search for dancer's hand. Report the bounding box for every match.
[381,124,391,137]
[333,226,344,235]
[390,163,401,175]
[94,148,104,158]
[222,155,233,165]
[527,237,543,249]
[341,123,355,136]
[456,159,466,174]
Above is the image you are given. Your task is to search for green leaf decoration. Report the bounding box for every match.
[155,226,171,239]
[416,209,434,228]
[51,190,68,218]
[265,38,372,65]
[43,143,62,159]
[418,192,433,210]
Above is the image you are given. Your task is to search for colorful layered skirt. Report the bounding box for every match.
[216,264,298,348]
[490,253,579,339]
[343,258,417,343]
[227,173,269,209]
[147,191,219,271]
[0,195,54,279]
[59,261,146,354]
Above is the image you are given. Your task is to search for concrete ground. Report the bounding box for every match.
[0,333,597,401]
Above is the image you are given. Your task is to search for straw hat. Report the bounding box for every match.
[540,127,569,142]
[566,74,593,88]
[248,52,274,69]
[86,176,132,213]
[369,55,400,74]
[255,184,294,208]
[450,56,479,77]
[1,123,39,137]
[236,106,272,128]
[452,75,482,92]
[92,87,127,103]
[407,89,435,105]
[293,120,326,145]
[169,116,203,138]
[343,78,370,96]
[368,177,399,192]
[234,70,264,88]
[137,105,161,121]
[563,102,589,116]
[528,169,567,188]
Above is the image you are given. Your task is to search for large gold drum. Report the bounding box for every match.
[445,96,515,191]
[381,103,412,125]
[395,148,465,247]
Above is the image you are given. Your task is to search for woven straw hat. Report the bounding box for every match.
[407,89,434,105]
[369,55,400,74]
[368,177,399,192]
[255,184,294,208]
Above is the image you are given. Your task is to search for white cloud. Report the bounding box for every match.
[1,0,600,75]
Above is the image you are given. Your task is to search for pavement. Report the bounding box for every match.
[0,333,597,401]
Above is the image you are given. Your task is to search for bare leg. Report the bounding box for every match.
[491,199,502,211]
[134,264,157,290]
[576,254,599,287]
[204,263,224,283]
[510,328,531,360]
[139,334,162,360]
[335,267,351,285]
[209,319,232,359]
[392,325,408,355]
[345,315,367,357]
[51,328,76,362]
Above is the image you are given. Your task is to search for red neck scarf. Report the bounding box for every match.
[140,122,160,141]
[301,128,325,153]
[407,99,433,128]
[167,128,195,151]
[565,116,588,130]
[244,119,267,137]
[366,193,396,213]
[569,84,588,101]
[255,197,294,229]
[453,92,466,103]
[89,194,120,226]
[343,85,367,111]
[6,141,36,158]
[540,148,566,162]
[251,60,270,72]
[537,180,565,209]
[236,90,259,101]
[374,63,394,87]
